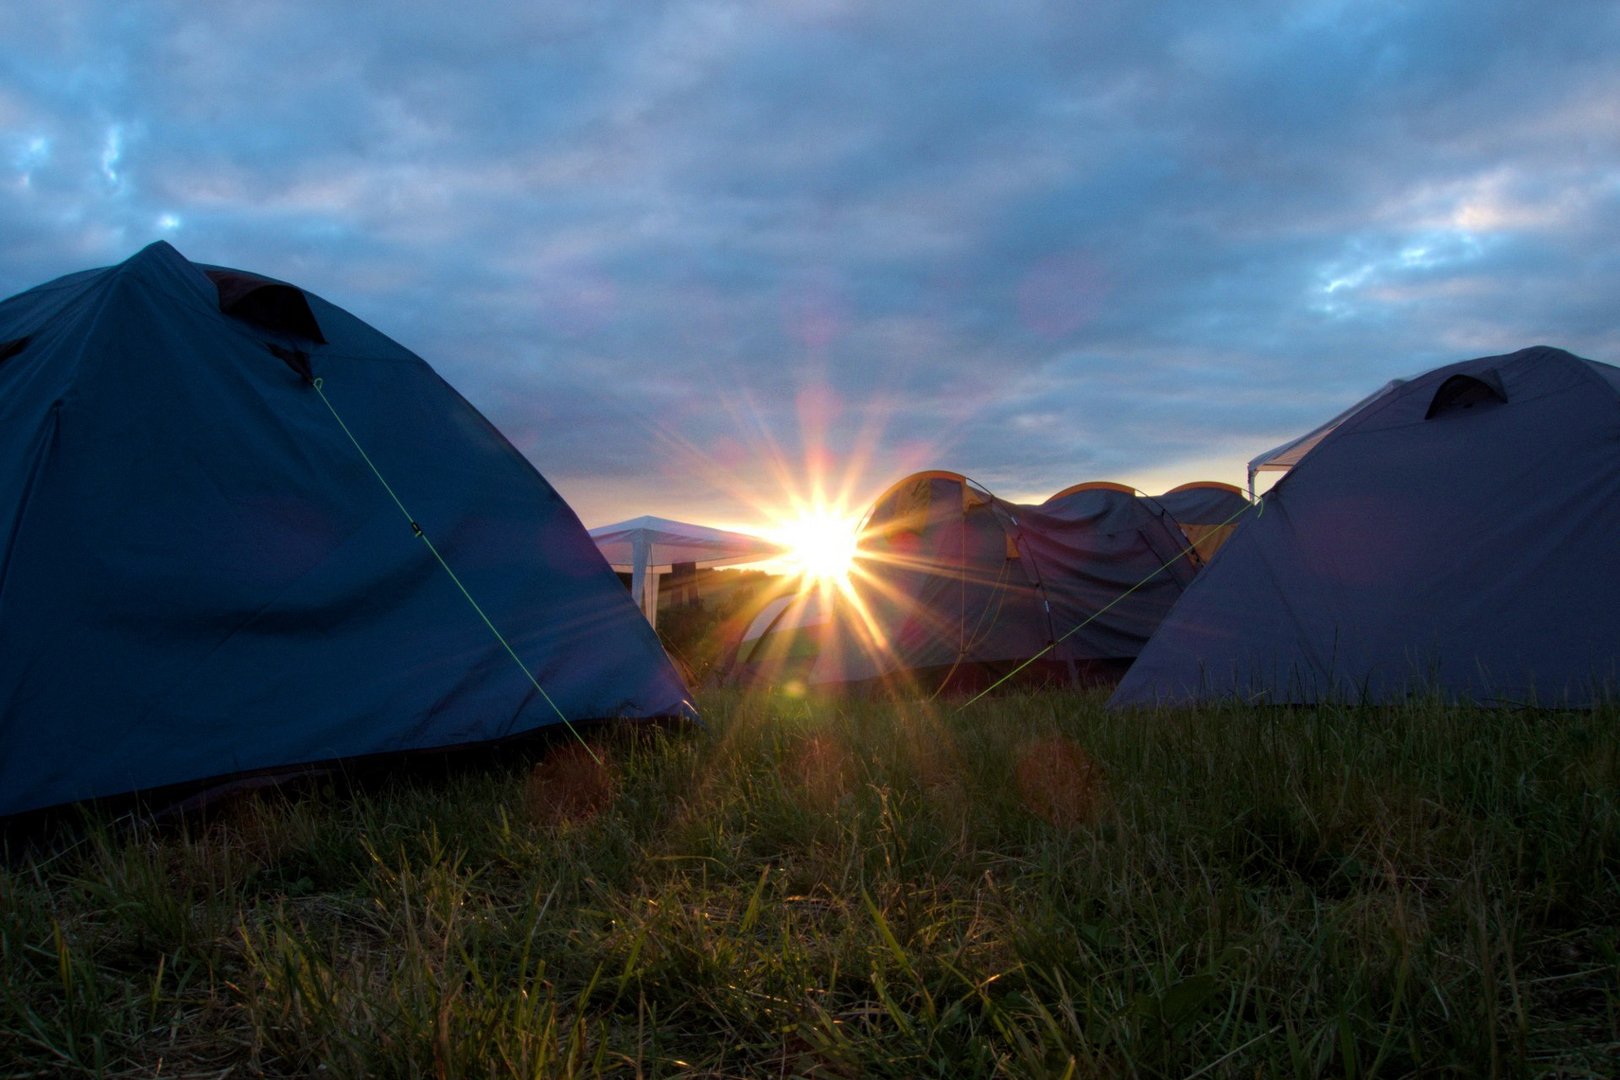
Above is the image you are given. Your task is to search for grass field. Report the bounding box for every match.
[2,689,1616,1078]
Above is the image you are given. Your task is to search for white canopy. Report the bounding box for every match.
[588,515,784,627]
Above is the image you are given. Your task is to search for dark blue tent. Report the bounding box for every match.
[0,242,693,816]
[1110,346,1620,708]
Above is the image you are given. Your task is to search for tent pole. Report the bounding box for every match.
[643,569,659,629]
[630,535,658,628]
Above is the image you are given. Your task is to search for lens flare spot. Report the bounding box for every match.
[769,507,860,583]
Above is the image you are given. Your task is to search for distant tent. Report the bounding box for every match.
[0,241,693,817]
[1112,346,1620,708]
[1149,481,1251,563]
[728,584,835,691]
[588,515,783,627]
[729,470,1244,694]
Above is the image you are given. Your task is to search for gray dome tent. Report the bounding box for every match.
[1110,345,1620,708]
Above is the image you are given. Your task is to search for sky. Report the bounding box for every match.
[3,1,1618,532]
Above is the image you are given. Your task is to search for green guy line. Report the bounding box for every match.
[310,377,600,764]
[956,496,1263,710]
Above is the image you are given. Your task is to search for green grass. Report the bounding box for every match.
[2,690,1616,1077]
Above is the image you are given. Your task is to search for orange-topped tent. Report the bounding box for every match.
[728,470,1249,695]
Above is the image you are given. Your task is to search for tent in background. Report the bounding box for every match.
[729,471,1247,694]
[588,516,784,628]
[1112,345,1620,708]
[0,242,693,818]
[1148,481,1252,562]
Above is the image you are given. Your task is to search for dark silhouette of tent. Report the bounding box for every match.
[729,470,1245,694]
[0,242,693,816]
[1111,345,1620,708]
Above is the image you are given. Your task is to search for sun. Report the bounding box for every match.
[769,507,861,584]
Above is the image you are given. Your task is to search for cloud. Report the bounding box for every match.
[2,0,1619,525]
